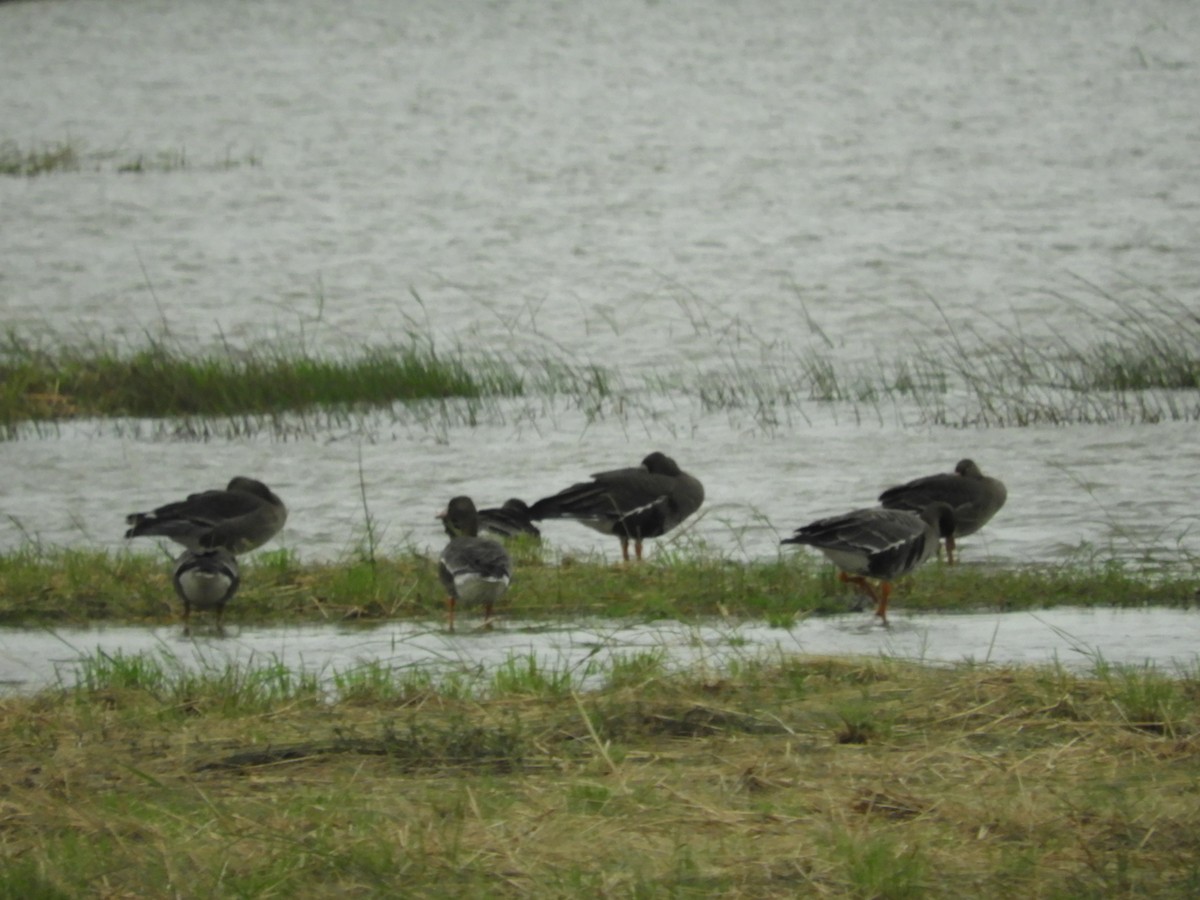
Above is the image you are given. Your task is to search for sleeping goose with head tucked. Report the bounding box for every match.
[879,459,1005,561]
[125,476,287,554]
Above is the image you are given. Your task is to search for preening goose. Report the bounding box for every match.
[529,452,704,561]
[782,503,956,624]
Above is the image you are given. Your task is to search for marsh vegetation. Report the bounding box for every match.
[3,282,1196,440]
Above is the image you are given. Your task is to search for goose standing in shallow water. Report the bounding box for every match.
[782,503,955,625]
[437,496,513,632]
[878,459,1006,561]
[172,547,240,634]
[125,476,288,554]
[529,451,705,561]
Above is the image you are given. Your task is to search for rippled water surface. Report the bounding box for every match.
[4,0,1199,353]
[1,2,1198,577]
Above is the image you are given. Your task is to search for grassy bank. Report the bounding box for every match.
[0,546,1194,628]
[1,650,1198,896]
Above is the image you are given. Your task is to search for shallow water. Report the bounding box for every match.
[2,414,1197,568]
[2,608,1197,696]
[1,3,1198,576]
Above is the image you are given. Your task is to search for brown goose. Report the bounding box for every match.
[879,459,1006,560]
[125,477,288,554]
[528,451,705,561]
[782,503,955,625]
[172,547,240,633]
[437,496,513,632]
[440,498,540,541]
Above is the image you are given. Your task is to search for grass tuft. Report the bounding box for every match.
[0,139,261,177]
[0,331,524,427]
[0,140,80,177]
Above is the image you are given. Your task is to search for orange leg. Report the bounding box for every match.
[634,539,644,561]
[838,572,891,626]
[875,582,893,625]
[945,535,957,566]
[482,600,495,631]
[838,571,880,605]
[446,596,457,633]
[619,538,631,562]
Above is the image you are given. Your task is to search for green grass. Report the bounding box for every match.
[0,331,525,429]
[71,649,324,715]
[2,653,1199,896]
[0,545,1195,629]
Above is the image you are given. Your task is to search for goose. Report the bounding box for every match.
[437,496,513,632]
[782,503,955,625]
[172,547,240,632]
[125,476,288,554]
[879,459,1005,560]
[440,498,540,540]
[528,451,704,561]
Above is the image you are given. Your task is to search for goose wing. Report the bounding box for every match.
[478,500,541,538]
[783,508,928,577]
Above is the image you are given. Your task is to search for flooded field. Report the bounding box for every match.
[3,606,1197,696]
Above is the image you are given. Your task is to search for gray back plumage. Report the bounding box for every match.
[437,497,513,604]
[126,476,287,553]
[439,536,513,595]
[783,506,951,581]
[528,452,704,541]
[879,459,1005,537]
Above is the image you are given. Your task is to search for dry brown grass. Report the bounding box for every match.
[1,657,1198,897]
